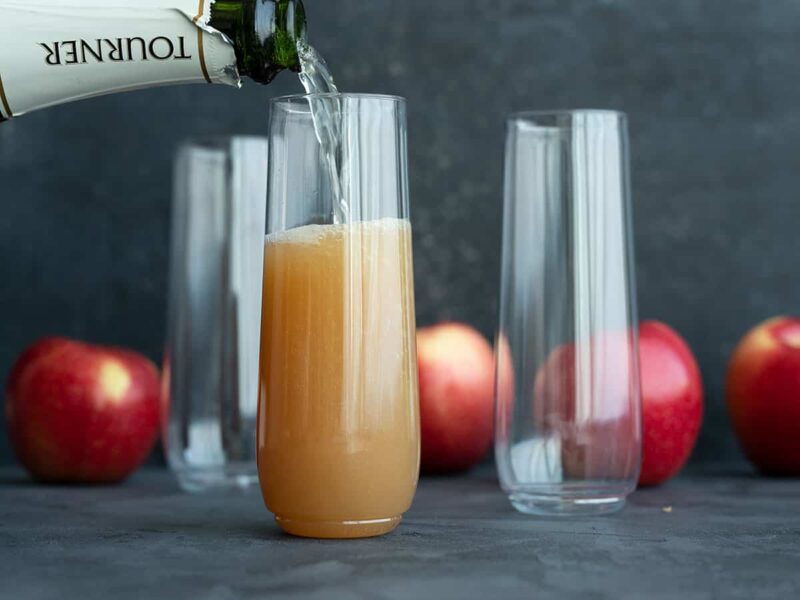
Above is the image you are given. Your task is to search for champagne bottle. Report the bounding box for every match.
[0,0,306,121]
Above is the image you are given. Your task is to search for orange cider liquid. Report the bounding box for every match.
[257,218,420,538]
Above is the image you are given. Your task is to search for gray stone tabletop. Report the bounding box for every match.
[1,467,798,600]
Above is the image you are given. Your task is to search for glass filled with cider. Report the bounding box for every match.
[258,94,419,538]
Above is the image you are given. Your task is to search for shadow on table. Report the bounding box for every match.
[679,462,759,478]
[105,510,430,545]
[0,471,33,486]
[127,515,285,542]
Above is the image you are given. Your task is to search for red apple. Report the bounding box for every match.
[417,323,495,473]
[533,331,640,481]
[638,321,703,486]
[5,337,160,483]
[726,317,800,474]
[531,323,702,486]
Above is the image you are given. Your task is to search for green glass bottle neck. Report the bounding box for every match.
[210,0,307,84]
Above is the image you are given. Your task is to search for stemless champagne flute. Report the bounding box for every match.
[258,93,419,538]
[494,110,642,516]
[163,137,269,492]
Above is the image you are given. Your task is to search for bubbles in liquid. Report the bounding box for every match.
[265,218,410,246]
[296,41,348,224]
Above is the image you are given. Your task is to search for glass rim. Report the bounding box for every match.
[507,108,626,122]
[270,92,406,105]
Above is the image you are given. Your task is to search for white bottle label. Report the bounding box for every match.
[0,1,239,119]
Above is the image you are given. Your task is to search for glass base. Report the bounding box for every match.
[509,492,627,517]
[174,464,258,494]
[274,515,402,539]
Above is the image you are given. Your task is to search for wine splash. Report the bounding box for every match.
[296,42,348,224]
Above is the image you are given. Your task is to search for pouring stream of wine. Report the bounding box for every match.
[297,42,347,224]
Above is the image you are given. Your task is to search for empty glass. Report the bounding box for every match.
[162,136,269,493]
[494,110,642,516]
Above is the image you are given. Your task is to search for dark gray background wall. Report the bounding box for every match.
[1,0,798,466]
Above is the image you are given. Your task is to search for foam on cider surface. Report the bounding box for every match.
[266,218,410,246]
